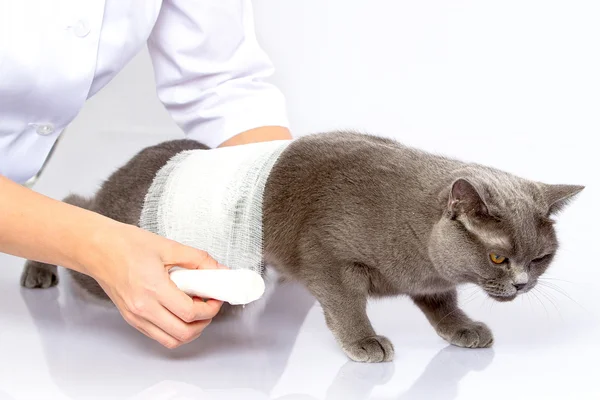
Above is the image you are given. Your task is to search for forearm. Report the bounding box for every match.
[0,175,116,273]
[218,126,292,147]
[1,124,291,267]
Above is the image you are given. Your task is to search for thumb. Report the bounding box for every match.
[162,241,228,271]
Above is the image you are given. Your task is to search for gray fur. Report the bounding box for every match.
[21,131,584,362]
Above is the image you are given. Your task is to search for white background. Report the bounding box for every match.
[1,1,599,399]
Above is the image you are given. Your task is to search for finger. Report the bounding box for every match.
[126,312,183,349]
[137,300,212,344]
[159,280,223,322]
[114,295,184,349]
[185,321,212,344]
[162,242,227,271]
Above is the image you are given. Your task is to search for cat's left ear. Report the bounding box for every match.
[543,184,585,215]
[448,178,490,220]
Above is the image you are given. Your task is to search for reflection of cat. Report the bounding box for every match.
[19,276,315,399]
[22,131,583,363]
[398,346,494,400]
[124,346,489,400]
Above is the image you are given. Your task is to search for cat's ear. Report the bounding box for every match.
[448,178,489,219]
[543,184,585,215]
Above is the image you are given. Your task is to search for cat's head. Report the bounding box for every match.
[429,169,583,302]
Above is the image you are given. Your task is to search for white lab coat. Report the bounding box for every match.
[0,0,289,184]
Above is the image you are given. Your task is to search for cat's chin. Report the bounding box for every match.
[487,293,518,302]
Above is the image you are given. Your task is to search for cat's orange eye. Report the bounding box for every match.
[489,253,507,264]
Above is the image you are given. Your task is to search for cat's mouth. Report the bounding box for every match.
[486,292,518,302]
[480,282,519,302]
[481,279,536,302]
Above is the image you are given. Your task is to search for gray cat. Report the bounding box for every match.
[21,131,584,363]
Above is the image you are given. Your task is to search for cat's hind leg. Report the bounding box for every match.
[20,260,58,289]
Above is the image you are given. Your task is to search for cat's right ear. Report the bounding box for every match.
[543,184,585,216]
[447,178,490,220]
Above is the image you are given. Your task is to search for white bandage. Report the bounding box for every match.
[169,269,266,305]
[139,140,290,305]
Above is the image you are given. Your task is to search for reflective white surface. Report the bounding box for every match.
[2,0,600,398]
[1,237,600,400]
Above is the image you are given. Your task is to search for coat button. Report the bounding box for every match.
[72,20,90,38]
[32,123,55,136]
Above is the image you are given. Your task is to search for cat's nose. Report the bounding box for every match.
[512,271,528,292]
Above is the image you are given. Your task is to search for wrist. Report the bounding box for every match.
[218,126,292,147]
[69,213,125,279]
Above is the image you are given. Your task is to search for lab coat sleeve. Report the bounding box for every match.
[147,0,289,148]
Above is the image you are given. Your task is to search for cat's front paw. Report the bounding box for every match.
[343,335,395,363]
[439,321,494,349]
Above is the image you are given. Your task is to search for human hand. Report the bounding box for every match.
[80,222,225,349]
[0,176,223,348]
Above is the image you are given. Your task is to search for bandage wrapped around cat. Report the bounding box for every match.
[139,140,291,305]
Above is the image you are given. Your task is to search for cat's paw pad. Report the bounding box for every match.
[20,262,58,289]
[344,335,395,363]
[442,322,494,349]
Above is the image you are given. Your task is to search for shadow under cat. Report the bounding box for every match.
[121,344,493,400]
[18,271,316,400]
[277,346,494,400]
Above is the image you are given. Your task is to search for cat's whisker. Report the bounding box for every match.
[540,277,580,286]
[478,292,494,313]
[478,294,486,311]
[457,286,482,307]
[539,277,592,292]
[526,292,534,313]
[530,290,550,320]
[457,285,479,296]
[461,289,482,304]
[539,281,578,302]
[537,281,590,314]
[537,285,561,307]
[434,308,464,330]
[435,291,483,329]
[463,290,484,306]
[534,287,562,321]
[537,281,573,301]
[458,289,478,297]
